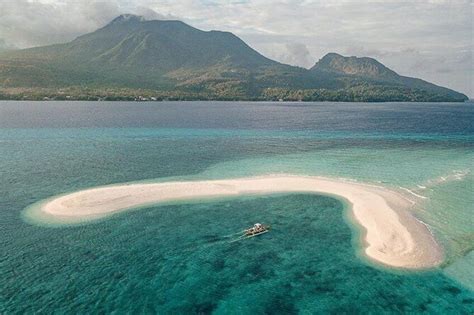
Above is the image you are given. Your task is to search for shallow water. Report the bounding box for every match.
[1,101,473,313]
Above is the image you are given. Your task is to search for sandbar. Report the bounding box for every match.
[26,175,443,269]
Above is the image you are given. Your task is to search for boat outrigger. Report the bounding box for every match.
[230,223,270,243]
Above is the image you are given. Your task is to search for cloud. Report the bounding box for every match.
[256,42,313,68]
[0,1,176,48]
[0,0,122,47]
[133,6,177,20]
[0,0,472,96]
[281,43,313,68]
[0,38,16,51]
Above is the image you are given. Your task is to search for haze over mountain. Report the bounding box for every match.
[0,39,15,52]
[0,14,467,102]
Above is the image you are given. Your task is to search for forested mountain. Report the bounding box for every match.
[0,14,467,102]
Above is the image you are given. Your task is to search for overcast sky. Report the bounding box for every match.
[0,0,472,97]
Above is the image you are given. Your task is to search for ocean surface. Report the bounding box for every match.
[1,101,473,314]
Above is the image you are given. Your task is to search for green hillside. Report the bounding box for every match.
[0,15,468,102]
[309,53,465,101]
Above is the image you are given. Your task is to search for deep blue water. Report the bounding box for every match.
[1,101,473,314]
[1,101,473,134]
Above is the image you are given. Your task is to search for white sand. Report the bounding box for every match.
[35,175,442,269]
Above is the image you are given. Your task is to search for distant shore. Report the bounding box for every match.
[25,175,443,269]
[0,87,468,103]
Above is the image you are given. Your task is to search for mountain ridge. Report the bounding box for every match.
[0,14,468,102]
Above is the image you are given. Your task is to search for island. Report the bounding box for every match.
[0,14,468,102]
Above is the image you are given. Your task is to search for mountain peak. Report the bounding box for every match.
[109,14,146,25]
[62,14,276,73]
[320,52,344,60]
[311,52,399,80]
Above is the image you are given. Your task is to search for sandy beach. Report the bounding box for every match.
[31,175,442,269]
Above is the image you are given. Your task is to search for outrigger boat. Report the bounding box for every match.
[230,223,270,242]
[244,223,270,236]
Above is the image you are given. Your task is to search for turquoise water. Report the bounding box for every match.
[1,101,473,313]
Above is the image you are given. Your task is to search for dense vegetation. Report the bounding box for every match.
[0,14,468,102]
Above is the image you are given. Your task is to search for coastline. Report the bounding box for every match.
[25,175,443,269]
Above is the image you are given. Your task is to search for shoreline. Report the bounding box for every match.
[0,99,470,103]
[25,175,443,269]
